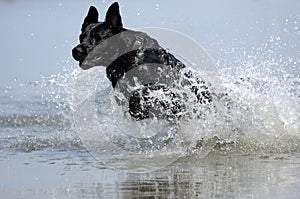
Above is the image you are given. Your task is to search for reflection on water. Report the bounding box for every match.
[1,151,299,199]
[90,154,299,199]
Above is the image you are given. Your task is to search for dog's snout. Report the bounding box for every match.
[72,45,87,63]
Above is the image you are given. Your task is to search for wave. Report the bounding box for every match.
[0,114,71,128]
[1,135,84,152]
[0,112,299,154]
[0,113,83,152]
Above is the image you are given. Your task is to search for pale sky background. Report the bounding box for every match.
[0,0,299,86]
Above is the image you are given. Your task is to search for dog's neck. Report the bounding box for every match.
[106,48,185,88]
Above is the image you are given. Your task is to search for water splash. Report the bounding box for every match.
[0,64,82,152]
[210,19,300,153]
[1,17,299,156]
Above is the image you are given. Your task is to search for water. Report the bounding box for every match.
[1,1,300,198]
[1,35,299,197]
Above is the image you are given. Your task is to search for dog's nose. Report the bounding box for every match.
[72,45,87,62]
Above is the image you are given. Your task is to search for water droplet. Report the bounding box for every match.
[294,26,298,31]
[269,36,274,42]
[155,3,159,10]
[58,3,62,6]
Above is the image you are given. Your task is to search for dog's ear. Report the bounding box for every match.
[105,2,123,30]
[82,6,99,32]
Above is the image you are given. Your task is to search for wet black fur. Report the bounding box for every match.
[72,2,212,120]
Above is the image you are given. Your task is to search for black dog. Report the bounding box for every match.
[72,2,212,121]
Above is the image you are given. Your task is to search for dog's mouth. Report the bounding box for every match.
[72,39,113,70]
[72,44,98,70]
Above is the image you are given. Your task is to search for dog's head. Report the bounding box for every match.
[72,2,124,68]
